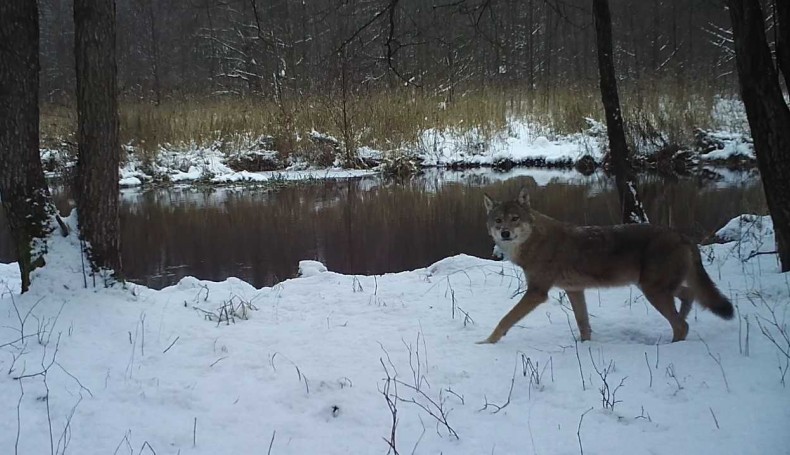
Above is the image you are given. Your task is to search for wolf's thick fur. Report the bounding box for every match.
[480,188,733,344]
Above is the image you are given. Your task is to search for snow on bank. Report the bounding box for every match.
[697,130,755,161]
[417,120,600,167]
[119,145,376,188]
[113,122,602,189]
[46,97,756,190]
[1,214,787,454]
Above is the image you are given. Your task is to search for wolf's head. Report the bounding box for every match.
[483,187,534,249]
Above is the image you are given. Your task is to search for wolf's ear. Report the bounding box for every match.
[518,187,531,207]
[483,193,495,213]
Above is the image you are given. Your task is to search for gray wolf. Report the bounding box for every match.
[479,187,734,344]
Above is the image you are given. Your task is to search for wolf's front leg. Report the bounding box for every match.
[477,288,548,344]
[566,290,591,341]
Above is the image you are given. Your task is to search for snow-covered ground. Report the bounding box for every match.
[416,120,600,167]
[1,212,787,454]
[117,146,377,188]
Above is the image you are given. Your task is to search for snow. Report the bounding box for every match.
[1,212,788,454]
[298,260,328,277]
[417,119,600,167]
[697,97,755,161]
[698,130,755,161]
[0,262,20,295]
[120,147,378,186]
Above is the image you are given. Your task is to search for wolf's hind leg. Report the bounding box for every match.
[676,286,694,320]
[478,288,548,344]
[643,288,689,342]
[566,291,591,341]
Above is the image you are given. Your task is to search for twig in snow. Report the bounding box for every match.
[55,395,83,455]
[209,356,228,368]
[44,366,54,455]
[162,336,180,354]
[9,294,45,340]
[709,407,720,430]
[577,407,594,455]
[15,379,23,455]
[380,358,400,455]
[140,313,146,357]
[564,310,586,391]
[655,336,661,368]
[635,405,652,422]
[269,352,309,393]
[444,387,464,405]
[266,430,276,455]
[55,361,94,397]
[402,331,429,392]
[13,333,61,380]
[480,358,517,414]
[112,430,133,455]
[644,352,653,388]
[138,441,157,454]
[750,294,790,385]
[665,363,683,394]
[588,347,626,411]
[698,336,730,393]
[395,379,458,439]
[0,334,36,350]
[410,415,426,455]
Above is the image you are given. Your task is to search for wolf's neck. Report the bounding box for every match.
[497,240,521,261]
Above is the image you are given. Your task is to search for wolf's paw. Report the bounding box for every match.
[476,334,500,344]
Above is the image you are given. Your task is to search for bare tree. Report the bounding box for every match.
[728,0,790,272]
[74,0,123,274]
[0,0,54,292]
[776,0,790,90]
[30,0,734,100]
[592,0,648,224]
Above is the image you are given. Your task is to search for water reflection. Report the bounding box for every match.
[0,170,767,289]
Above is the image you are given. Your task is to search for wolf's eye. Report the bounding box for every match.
[511,215,520,222]
[495,218,502,224]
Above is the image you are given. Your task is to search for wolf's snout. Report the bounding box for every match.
[500,230,511,239]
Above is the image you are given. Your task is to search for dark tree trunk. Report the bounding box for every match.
[74,0,123,274]
[728,0,790,272]
[0,0,53,292]
[776,0,790,89]
[592,0,648,224]
[146,0,162,105]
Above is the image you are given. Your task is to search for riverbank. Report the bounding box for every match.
[39,116,756,189]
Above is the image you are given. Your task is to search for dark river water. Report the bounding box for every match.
[0,169,766,289]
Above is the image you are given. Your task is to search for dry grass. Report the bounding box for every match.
[39,81,740,161]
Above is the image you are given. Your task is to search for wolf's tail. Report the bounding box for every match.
[688,248,734,319]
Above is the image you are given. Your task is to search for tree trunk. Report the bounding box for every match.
[728,0,790,272]
[776,0,790,89]
[0,0,53,292]
[146,0,162,105]
[74,0,123,274]
[592,0,648,224]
